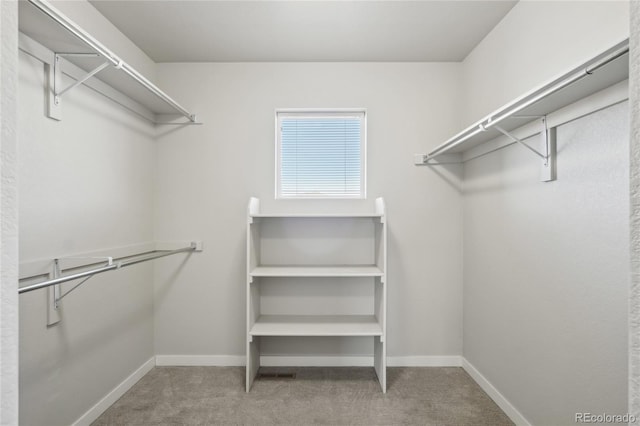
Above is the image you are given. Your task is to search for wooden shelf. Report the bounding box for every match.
[250,315,383,337]
[250,265,384,277]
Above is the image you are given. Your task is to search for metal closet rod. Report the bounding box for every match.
[425,43,629,160]
[27,0,197,123]
[18,245,196,294]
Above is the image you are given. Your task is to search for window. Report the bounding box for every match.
[276,110,366,199]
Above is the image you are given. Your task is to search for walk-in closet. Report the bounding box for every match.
[1,0,638,425]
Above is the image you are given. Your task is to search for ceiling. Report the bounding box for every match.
[88,0,517,63]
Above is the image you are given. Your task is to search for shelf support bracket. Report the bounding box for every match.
[48,53,111,120]
[46,260,62,326]
[47,256,116,325]
[56,60,111,98]
[494,125,546,160]
[494,118,556,182]
[46,54,62,121]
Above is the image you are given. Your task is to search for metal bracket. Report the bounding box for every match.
[48,256,116,323]
[46,260,62,326]
[46,55,62,121]
[415,153,463,165]
[494,117,556,182]
[47,53,110,121]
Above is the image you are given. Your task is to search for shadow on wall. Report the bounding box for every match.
[424,163,463,194]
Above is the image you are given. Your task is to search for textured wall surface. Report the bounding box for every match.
[0,1,19,425]
[630,0,639,418]
[464,101,630,425]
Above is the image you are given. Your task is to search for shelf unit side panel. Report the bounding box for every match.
[247,219,261,333]
[374,336,386,393]
[382,218,388,333]
[247,338,260,392]
[374,220,385,272]
[249,219,261,270]
[374,277,385,326]
[249,281,261,326]
[246,205,261,392]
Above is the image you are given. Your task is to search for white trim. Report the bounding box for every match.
[155,355,246,366]
[388,356,462,367]
[462,358,532,426]
[72,357,155,426]
[155,355,463,368]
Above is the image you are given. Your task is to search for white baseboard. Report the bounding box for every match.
[155,355,463,367]
[462,358,531,426]
[72,356,155,426]
[155,355,245,366]
[388,356,462,367]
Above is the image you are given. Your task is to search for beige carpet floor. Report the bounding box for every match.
[93,366,514,425]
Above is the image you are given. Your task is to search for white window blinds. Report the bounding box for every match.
[276,111,366,199]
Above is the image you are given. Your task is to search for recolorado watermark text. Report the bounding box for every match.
[575,413,637,423]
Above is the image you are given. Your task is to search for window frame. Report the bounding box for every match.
[275,108,367,200]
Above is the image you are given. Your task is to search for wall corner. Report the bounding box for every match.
[0,0,20,424]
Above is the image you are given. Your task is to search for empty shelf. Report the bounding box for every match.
[249,315,383,336]
[250,265,384,277]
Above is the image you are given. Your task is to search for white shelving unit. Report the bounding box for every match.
[246,197,387,392]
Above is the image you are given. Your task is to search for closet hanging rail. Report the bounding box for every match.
[417,40,629,164]
[18,244,197,295]
[25,0,197,124]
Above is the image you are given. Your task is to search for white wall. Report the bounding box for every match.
[464,102,629,425]
[17,7,159,425]
[461,1,631,424]
[1,1,19,424]
[153,62,464,361]
[17,50,157,425]
[630,0,640,418]
[461,0,629,129]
